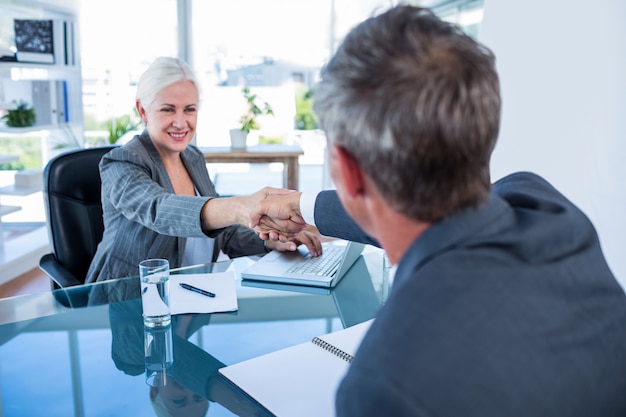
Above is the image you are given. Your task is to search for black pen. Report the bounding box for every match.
[179,283,216,298]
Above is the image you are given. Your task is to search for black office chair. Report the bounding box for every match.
[39,146,116,305]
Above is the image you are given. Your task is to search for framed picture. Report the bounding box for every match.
[14,19,55,64]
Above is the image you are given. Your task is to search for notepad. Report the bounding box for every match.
[218,319,373,417]
[169,272,238,315]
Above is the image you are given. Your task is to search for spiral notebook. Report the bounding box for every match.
[218,319,374,417]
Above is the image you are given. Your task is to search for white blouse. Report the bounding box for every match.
[182,186,216,267]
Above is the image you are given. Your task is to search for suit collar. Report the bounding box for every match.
[394,194,511,286]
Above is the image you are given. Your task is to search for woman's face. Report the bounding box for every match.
[137,80,199,157]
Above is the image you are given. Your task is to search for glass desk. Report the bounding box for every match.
[0,249,387,416]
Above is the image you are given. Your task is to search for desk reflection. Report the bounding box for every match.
[110,297,271,416]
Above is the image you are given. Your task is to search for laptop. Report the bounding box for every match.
[242,252,381,327]
[241,240,365,288]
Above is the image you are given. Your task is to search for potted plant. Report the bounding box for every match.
[230,87,274,149]
[107,110,142,144]
[2,100,36,127]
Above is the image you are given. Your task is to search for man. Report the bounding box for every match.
[252,5,626,416]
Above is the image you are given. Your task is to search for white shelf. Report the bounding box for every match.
[0,184,41,196]
[0,62,80,79]
[0,205,21,217]
[0,124,64,134]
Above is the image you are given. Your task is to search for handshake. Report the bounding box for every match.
[246,187,307,242]
[204,186,321,255]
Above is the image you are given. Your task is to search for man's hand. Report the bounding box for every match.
[249,190,306,236]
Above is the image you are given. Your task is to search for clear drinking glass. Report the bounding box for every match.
[139,258,171,328]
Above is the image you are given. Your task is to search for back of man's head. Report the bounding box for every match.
[314,5,501,221]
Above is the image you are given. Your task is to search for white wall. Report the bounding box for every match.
[479,0,626,288]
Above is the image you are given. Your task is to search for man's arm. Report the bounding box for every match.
[314,191,379,246]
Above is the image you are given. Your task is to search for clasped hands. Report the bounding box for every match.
[246,187,320,256]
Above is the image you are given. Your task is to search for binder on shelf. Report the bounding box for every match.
[62,21,75,66]
[31,80,52,125]
[53,80,69,123]
[218,319,373,417]
[31,80,68,125]
[52,19,75,67]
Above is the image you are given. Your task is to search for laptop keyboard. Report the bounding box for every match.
[287,246,344,276]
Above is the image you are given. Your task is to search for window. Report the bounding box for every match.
[189,0,398,147]
[78,0,177,144]
[424,0,485,39]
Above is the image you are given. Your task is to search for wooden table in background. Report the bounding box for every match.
[201,145,304,190]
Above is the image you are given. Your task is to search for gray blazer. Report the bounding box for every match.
[85,131,265,283]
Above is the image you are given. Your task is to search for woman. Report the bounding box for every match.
[86,56,320,283]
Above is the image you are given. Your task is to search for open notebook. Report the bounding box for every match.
[218,319,373,417]
[241,240,365,288]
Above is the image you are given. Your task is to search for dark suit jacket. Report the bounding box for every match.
[314,190,379,247]
[86,131,265,283]
[314,172,626,416]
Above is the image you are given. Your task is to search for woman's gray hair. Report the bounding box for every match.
[314,6,501,222]
[136,56,201,110]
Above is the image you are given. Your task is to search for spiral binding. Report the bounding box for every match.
[311,337,354,363]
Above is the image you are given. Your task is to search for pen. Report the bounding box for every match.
[179,283,216,298]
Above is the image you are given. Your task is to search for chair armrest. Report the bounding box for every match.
[39,253,83,288]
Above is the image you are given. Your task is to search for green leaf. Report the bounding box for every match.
[238,86,274,133]
[2,100,36,127]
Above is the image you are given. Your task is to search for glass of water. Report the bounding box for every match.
[139,258,171,328]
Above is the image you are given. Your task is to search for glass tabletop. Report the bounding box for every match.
[0,248,387,416]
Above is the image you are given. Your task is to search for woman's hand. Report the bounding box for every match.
[201,187,306,234]
[265,228,323,257]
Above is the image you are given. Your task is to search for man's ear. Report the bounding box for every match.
[334,145,365,198]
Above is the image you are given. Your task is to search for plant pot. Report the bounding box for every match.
[229,129,248,150]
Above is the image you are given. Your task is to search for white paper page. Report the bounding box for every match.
[169,272,238,315]
[219,319,373,417]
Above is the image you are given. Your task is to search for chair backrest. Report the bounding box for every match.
[42,146,116,285]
